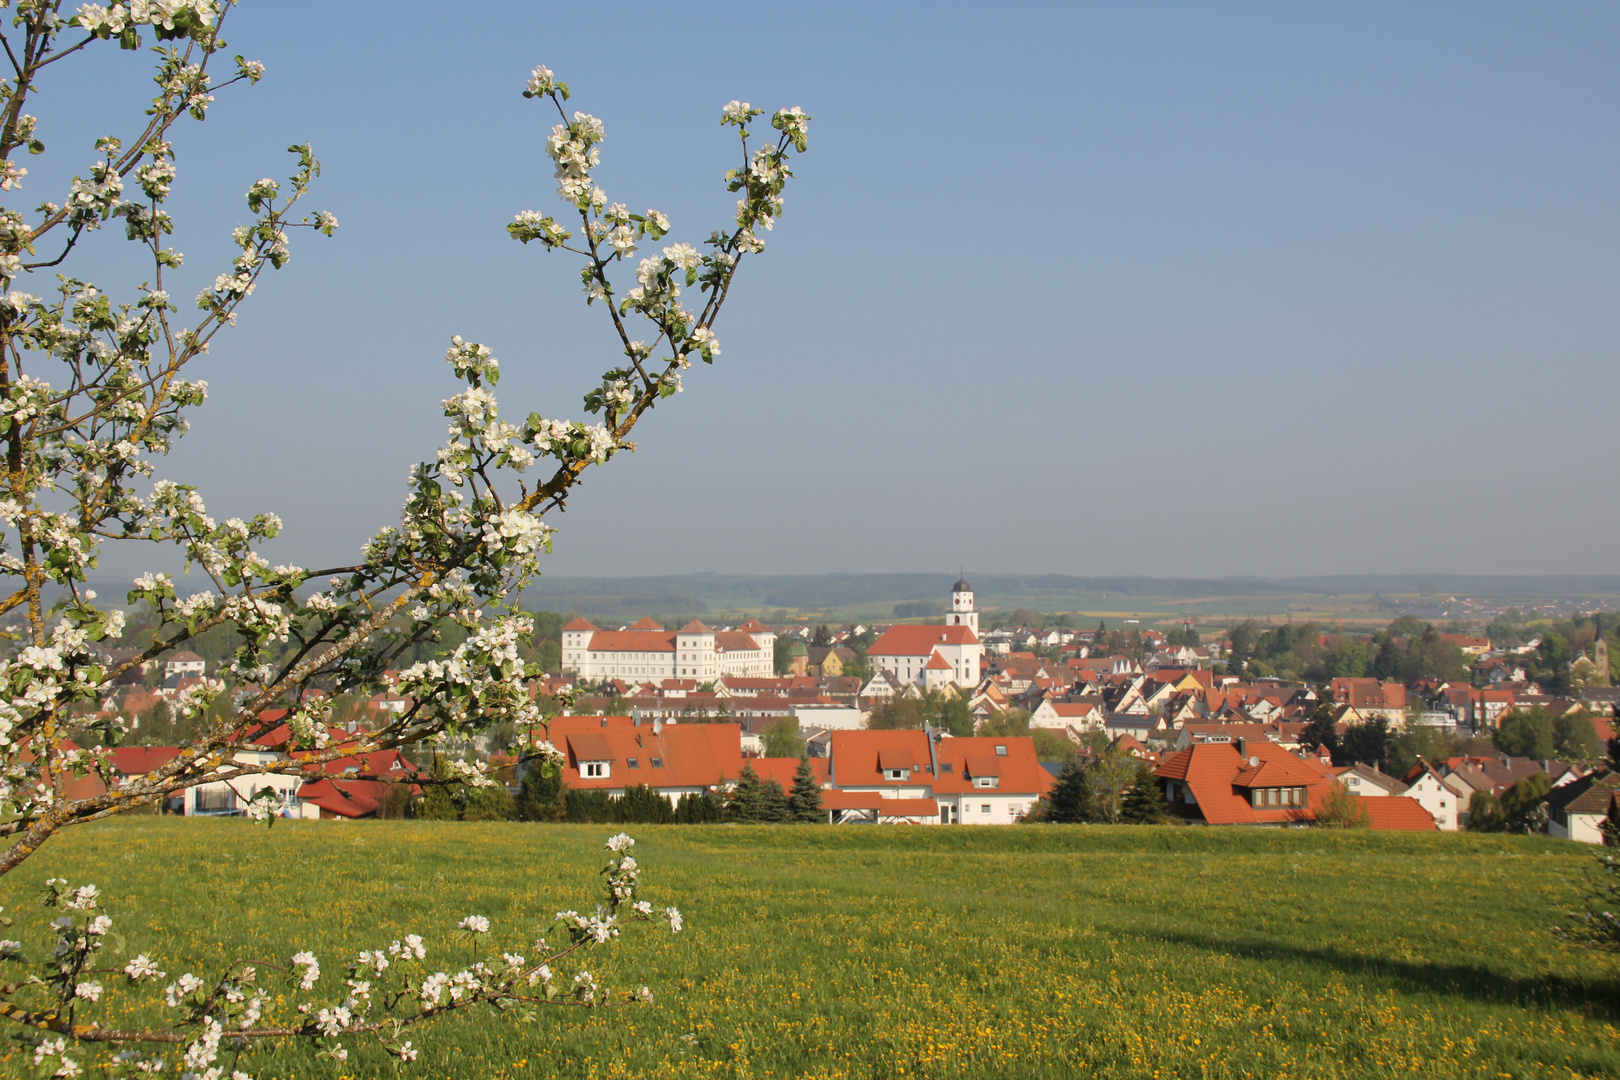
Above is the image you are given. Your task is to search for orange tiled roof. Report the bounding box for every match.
[1155,741,1333,825]
[556,721,743,790]
[587,629,676,653]
[868,624,980,656]
[1357,795,1438,831]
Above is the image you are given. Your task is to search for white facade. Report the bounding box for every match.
[935,792,1035,825]
[563,618,776,682]
[1548,811,1606,844]
[185,745,305,817]
[1402,769,1464,831]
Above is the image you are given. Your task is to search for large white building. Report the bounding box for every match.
[866,578,983,690]
[562,617,776,682]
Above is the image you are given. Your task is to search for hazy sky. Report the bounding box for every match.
[39,1,1620,582]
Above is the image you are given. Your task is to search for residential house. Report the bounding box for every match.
[1399,760,1467,831]
[1546,769,1620,844]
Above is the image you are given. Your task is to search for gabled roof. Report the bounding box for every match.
[1043,701,1101,717]
[630,616,664,630]
[566,732,614,762]
[587,629,677,653]
[934,737,1051,796]
[1547,768,1620,816]
[562,617,600,632]
[715,631,763,652]
[868,624,980,656]
[877,747,917,771]
[924,651,953,671]
[736,618,772,633]
[112,745,181,776]
[963,755,1001,779]
[1154,741,1333,825]
[679,620,713,633]
[554,721,744,790]
[1357,795,1438,831]
[752,756,828,790]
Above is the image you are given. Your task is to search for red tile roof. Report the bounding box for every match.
[1155,741,1333,825]
[630,616,664,630]
[715,631,763,652]
[587,629,676,653]
[868,624,980,656]
[924,651,953,670]
[679,620,713,633]
[1357,795,1438,831]
[555,721,743,790]
[562,617,599,632]
[752,756,828,789]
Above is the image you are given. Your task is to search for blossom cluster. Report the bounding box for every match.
[0,835,678,1071]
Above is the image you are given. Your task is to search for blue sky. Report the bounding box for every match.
[39,1,1620,580]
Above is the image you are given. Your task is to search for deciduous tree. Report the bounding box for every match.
[0,5,803,1068]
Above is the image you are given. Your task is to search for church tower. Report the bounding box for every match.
[950,575,979,635]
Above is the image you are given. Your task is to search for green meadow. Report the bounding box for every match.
[0,821,1614,1079]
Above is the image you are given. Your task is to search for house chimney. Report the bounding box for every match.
[1235,736,1246,757]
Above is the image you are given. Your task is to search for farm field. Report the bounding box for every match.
[0,821,1615,1079]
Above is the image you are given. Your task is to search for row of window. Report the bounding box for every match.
[1251,786,1306,808]
[581,757,665,779]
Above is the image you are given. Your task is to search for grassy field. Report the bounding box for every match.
[0,821,1615,1079]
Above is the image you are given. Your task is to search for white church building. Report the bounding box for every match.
[866,577,984,690]
[562,617,776,682]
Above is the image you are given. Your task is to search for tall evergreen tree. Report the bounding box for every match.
[788,755,824,823]
[759,778,792,822]
[1119,764,1167,824]
[1043,759,1094,823]
[727,763,769,822]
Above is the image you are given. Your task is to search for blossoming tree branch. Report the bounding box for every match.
[0,0,805,1071]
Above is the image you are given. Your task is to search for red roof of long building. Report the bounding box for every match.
[557,721,743,790]
[826,730,1051,797]
[867,624,980,656]
[586,629,676,653]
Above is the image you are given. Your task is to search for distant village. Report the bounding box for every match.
[62,577,1620,841]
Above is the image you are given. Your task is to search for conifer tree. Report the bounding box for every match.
[761,777,793,822]
[1119,764,1167,824]
[788,755,825,822]
[1043,759,1095,823]
[727,763,768,822]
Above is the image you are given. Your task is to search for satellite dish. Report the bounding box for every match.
[1249,756,1260,767]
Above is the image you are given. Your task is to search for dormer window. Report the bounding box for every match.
[583,761,610,778]
[885,768,907,781]
[974,776,1000,788]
